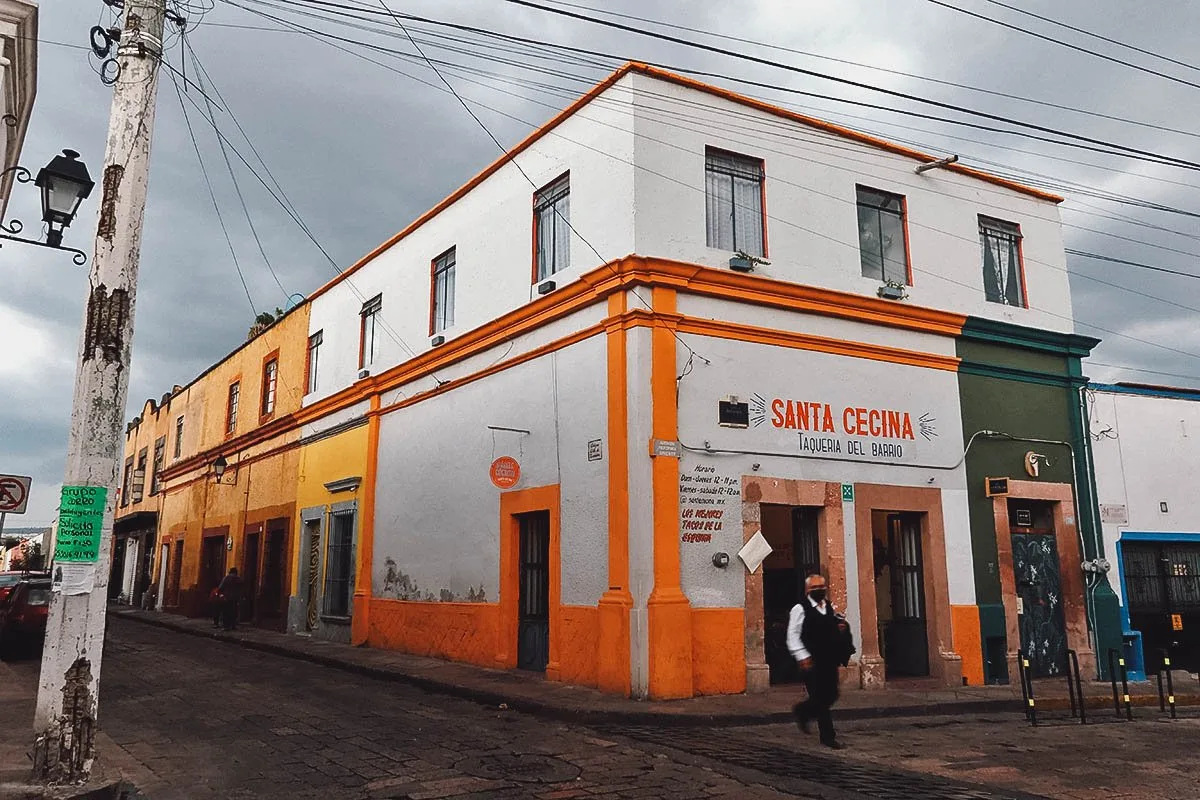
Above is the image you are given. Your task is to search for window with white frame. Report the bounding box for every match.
[359,295,381,369]
[226,381,240,435]
[856,186,909,284]
[979,216,1026,306]
[705,148,765,257]
[306,330,322,394]
[261,358,278,417]
[534,174,570,282]
[431,247,456,334]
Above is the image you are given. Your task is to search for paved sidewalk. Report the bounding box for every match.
[110,608,1200,725]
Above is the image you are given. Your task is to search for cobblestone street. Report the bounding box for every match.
[1,618,1197,799]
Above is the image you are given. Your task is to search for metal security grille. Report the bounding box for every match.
[1124,542,1200,611]
[604,726,1050,800]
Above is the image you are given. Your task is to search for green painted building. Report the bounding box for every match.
[957,317,1122,682]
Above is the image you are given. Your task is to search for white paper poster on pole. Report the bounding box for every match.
[737,530,773,574]
[51,563,96,596]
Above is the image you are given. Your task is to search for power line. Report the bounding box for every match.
[495,0,1200,172]
[1065,250,1200,280]
[928,0,1200,90]
[538,0,1200,143]
[169,70,258,316]
[184,40,290,301]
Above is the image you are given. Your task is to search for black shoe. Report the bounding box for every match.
[822,740,845,750]
[792,703,810,734]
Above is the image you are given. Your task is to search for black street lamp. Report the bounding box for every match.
[0,149,94,264]
[211,454,236,485]
[35,150,94,248]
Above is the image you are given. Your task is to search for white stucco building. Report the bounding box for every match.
[1090,382,1200,678]
[280,62,1108,698]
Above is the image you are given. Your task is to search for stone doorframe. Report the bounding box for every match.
[741,477,846,693]
[853,484,960,689]
[992,480,1095,681]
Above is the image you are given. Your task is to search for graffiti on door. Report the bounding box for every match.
[1012,533,1067,677]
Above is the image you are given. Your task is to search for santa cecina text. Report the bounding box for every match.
[770,399,915,440]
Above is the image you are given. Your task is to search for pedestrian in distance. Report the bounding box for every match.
[209,586,223,628]
[787,573,855,749]
[218,567,243,631]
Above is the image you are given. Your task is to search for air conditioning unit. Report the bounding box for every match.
[357,368,370,380]
[537,280,557,295]
[430,335,446,346]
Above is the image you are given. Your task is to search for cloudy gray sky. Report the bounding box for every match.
[4,0,1200,525]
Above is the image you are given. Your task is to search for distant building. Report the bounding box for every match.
[1090,382,1200,678]
[119,63,1123,698]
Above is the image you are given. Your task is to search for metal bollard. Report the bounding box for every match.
[1163,650,1177,720]
[1068,649,1086,725]
[1108,649,1122,717]
[1018,651,1037,727]
[1119,653,1133,721]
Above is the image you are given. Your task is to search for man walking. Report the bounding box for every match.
[787,574,852,749]
[218,567,244,631]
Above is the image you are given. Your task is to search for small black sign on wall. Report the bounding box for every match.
[985,477,1010,497]
[1014,508,1033,527]
[719,398,750,428]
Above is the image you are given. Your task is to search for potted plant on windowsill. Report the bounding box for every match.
[729,251,770,273]
[877,280,908,301]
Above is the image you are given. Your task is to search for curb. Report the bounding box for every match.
[112,611,1183,726]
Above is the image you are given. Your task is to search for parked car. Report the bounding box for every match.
[0,576,52,660]
[0,572,25,604]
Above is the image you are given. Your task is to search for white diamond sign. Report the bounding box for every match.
[737,530,773,574]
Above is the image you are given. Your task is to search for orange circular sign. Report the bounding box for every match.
[489,456,521,489]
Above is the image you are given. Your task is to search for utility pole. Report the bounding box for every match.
[34,0,165,782]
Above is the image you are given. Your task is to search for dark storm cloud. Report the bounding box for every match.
[4,0,1199,523]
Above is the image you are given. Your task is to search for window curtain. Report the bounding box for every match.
[554,193,571,275]
[705,167,734,250]
[732,173,763,257]
[537,204,554,281]
[981,227,1023,306]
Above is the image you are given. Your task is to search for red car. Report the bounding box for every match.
[0,577,52,660]
[0,572,25,604]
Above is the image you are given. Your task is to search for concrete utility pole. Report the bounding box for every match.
[34,0,165,782]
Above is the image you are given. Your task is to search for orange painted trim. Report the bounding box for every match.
[352,393,382,646]
[952,604,985,686]
[674,315,961,371]
[159,412,298,483]
[760,157,770,259]
[629,63,1064,204]
[901,193,914,287]
[497,485,562,674]
[1016,224,1031,310]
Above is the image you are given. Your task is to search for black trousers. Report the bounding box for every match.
[795,664,840,743]
[221,600,239,630]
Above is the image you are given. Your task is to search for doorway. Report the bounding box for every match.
[199,531,228,596]
[157,542,170,608]
[760,505,821,684]
[303,519,321,631]
[167,539,183,607]
[516,510,550,672]
[872,512,929,678]
[1122,538,1200,674]
[259,519,287,628]
[1009,500,1067,678]
[242,528,261,622]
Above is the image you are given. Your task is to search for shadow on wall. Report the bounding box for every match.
[379,557,487,603]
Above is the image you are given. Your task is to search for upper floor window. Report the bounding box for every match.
[431,247,456,334]
[360,295,382,369]
[856,186,909,285]
[132,448,147,503]
[121,456,134,507]
[151,436,166,495]
[979,216,1026,307]
[534,174,570,282]
[174,415,184,459]
[261,358,278,417]
[226,381,240,435]
[705,148,765,257]
[306,331,323,395]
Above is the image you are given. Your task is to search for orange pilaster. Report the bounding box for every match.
[351,394,381,645]
[597,293,633,696]
[646,286,693,700]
